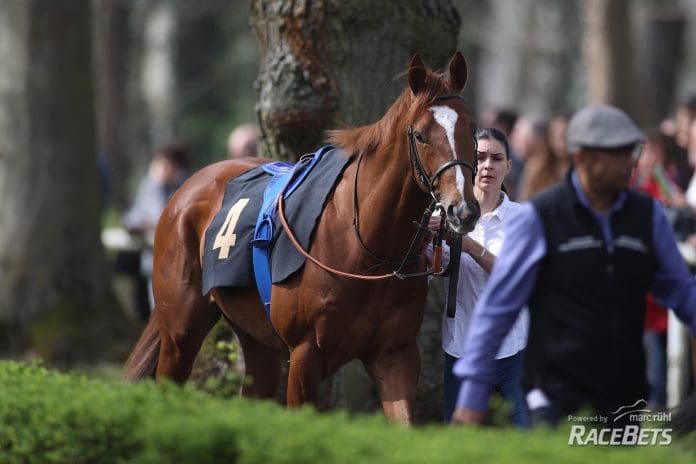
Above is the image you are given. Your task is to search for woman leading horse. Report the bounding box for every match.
[124,51,480,424]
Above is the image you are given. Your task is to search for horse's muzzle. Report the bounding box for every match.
[446,202,480,234]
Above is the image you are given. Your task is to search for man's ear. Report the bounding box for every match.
[571,150,585,167]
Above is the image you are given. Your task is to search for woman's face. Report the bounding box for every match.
[635,140,659,177]
[149,155,179,185]
[689,119,696,165]
[675,106,695,148]
[475,138,512,193]
[548,116,568,158]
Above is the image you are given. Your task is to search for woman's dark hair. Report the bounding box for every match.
[475,127,510,159]
[156,139,191,170]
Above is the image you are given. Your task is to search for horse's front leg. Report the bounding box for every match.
[286,336,323,407]
[364,343,420,425]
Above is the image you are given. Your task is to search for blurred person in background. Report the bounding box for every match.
[674,94,696,155]
[479,106,518,139]
[631,131,686,410]
[516,114,571,201]
[684,118,696,213]
[664,114,696,398]
[509,114,547,200]
[632,131,684,208]
[669,94,696,191]
[120,139,192,320]
[227,123,261,159]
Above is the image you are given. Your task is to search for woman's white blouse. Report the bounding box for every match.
[440,193,529,359]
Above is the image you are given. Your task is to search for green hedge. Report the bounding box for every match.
[0,361,694,463]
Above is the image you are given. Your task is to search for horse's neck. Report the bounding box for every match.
[354,139,429,256]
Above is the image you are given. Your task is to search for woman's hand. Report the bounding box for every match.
[428,214,442,233]
[451,407,487,426]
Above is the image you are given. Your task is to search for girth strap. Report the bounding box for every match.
[251,145,334,317]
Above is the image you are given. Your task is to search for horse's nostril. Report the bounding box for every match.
[447,204,456,218]
[448,203,473,221]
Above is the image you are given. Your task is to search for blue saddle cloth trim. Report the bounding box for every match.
[251,145,335,316]
[261,161,294,176]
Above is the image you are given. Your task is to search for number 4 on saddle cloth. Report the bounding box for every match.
[201,145,351,317]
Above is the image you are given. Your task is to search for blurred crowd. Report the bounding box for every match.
[480,95,696,248]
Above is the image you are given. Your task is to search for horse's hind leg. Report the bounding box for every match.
[156,295,221,383]
[234,326,285,399]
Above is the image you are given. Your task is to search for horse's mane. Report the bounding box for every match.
[327,69,457,157]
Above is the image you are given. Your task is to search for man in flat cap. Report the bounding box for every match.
[450,104,696,427]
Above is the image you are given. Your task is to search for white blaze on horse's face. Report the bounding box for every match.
[429,104,478,233]
[430,105,466,198]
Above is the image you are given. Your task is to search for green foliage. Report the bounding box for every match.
[189,321,246,399]
[488,393,513,426]
[1,361,695,463]
[0,361,144,463]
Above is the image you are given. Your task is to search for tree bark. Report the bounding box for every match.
[583,0,646,123]
[93,0,133,209]
[634,0,686,125]
[0,0,134,364]
[251,0,460,161]
[250,0,459,422]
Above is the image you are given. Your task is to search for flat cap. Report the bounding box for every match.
[567,104,645,153]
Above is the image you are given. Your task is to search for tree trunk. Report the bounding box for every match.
[634,0,686,125]
[251,0,460,161]
[93,0,133,210]
[250,0,459,422]
[583,0,646,123]
[0,0,134,364]
[139,1,179,154]
[114,0,181,184]
[451,0,490,114]
[93,0,177,208]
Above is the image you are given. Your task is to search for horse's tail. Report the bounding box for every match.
[123,311,161,382]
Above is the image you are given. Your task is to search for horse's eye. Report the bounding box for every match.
[414,132,426,144]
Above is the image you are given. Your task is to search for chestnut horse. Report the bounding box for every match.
[124,51,480,424]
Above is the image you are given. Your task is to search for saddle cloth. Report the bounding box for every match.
[201,147,352,310]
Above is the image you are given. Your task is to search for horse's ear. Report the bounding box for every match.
[448,50,468,91]
[408,54,427,95]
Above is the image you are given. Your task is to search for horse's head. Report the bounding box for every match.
[406,51,480,234]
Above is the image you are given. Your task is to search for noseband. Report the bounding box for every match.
[408,93,477,202]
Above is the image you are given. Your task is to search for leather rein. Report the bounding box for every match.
[277,93,476,281]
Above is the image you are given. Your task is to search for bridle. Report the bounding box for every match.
[408,93,478,203]
[278,93,477,281]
